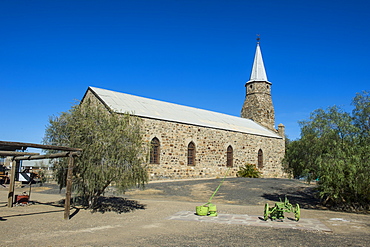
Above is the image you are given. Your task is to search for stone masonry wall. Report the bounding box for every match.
[143,117,285,180]
[241,81,275,131]
[83,89,285,181]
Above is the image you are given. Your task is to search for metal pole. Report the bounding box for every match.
[207,168,230,204]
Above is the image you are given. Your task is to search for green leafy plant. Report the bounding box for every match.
[236,163,261,178]
[283,91,370,211]
[43,99,148,208]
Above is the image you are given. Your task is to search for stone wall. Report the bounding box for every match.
[241,81,275,131]
[143,117,285,180]
[83,89,285,181]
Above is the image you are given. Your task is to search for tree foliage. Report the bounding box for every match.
[43,100,148,207]
[284,91,370,210]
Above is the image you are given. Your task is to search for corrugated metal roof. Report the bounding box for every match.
[89,87,282,138]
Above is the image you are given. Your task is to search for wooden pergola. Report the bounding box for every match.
[0,141,82,220]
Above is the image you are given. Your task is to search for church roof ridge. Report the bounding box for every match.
[88,86,281,139]
[248,42,269,83]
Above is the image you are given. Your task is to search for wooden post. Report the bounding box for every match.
[64,154,74,220]
[7,158,16,207]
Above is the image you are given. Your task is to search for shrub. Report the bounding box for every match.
[284,91,370,211]
[236,164,261,178]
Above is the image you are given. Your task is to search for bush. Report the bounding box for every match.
[236,164,261,178]
[284,91,370,211]
[44,99,148,208]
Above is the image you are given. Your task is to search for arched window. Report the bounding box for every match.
[258,149,263,169]
[187,142,195,166]
[227,145,233,167]
[150,137,160,164]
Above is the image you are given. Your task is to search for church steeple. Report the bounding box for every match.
[241,37,275,131]
[249,42,268,82]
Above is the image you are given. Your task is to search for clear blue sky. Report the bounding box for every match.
[1,0,369,144]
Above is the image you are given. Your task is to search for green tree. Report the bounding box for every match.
[353,91,370,141]
[284,91,370,209]
[43,100,148,208]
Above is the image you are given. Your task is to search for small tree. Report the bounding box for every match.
[43,100,148,208]
[284,91,370,209]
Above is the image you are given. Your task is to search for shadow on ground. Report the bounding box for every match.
[261,186,321,209]
[45,196,146,215]
[91,197,146,214]
[126,177,324,209]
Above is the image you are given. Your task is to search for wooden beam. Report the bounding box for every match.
[0,141,82,152]
[64,154,74,220]
[8,159,16,207]
[0,151,40,156]
[5,151,81,209]
[14,152,80,161]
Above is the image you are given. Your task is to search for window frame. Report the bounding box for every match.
[187,141,196,166]
[257,149,263,169]
[226,145,233,167]
[150,137,160,164]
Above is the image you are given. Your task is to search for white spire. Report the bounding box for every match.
[249,42,268,82]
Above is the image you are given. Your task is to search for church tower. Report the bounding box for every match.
[241,38,275,131]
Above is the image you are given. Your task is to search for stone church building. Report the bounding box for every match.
[82,42,285,180]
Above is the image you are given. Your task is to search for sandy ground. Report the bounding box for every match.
[1,179,370,247]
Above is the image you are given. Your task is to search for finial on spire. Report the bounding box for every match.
[256,34,260,44]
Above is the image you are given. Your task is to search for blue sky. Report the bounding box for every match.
[1,0,369,144]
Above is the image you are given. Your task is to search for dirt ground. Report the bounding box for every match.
[1,178,370,247]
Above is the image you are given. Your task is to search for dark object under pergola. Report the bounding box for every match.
[0,140,82,220]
